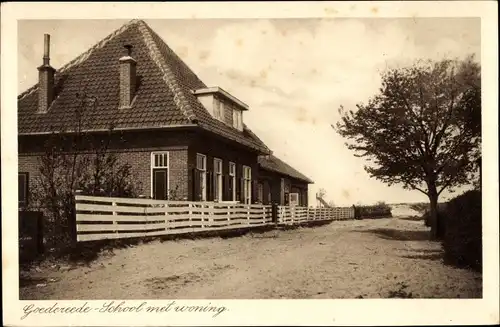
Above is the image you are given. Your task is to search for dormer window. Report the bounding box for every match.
[233,109,243,131]
[193,87,248,131]
[214,98,225,121]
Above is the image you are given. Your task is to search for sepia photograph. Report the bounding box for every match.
[2,1,499,326]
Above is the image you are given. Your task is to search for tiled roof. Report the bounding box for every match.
[258,155,314,184]
[18,19,270,154]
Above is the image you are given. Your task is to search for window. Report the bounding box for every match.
[196,153,207,201]
[233,109,243,131]
[257,182,264,204]
[229,162,236,201]
[213,98,225,122]
[18,172,29,207]
[289,193,299,206]
[214,99,221,120]
[243,165,251,204]
[219,100,225,121]
[151,152,169,200]
[153,152,168,168]
[214,158,223,201]
[266,181,272,204]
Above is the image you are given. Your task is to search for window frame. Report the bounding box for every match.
[232,109,243,131]
[18,172,29,208]
[229,162,236,201]
[213,97,226,122]
[219,99,225,121]
[228,161,236,201]
[152,152,169,168]
[196,153,207,201]
[257,182,264,204]
[213,158,223,201]
[289,192,299,206]
[213,98,221,120]
[150,151,170,199]
[242,165,252,204]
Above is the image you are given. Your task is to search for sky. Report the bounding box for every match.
[18,18,481,206]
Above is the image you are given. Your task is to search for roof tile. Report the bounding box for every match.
[258,155,314,184]
[18,20,270,153]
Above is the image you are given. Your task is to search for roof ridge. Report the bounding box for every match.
[135,20,197,122]
[18,19,142,100]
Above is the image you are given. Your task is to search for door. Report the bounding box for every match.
[153,168,168,200]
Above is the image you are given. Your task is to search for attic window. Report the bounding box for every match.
[192,87,248,129]
[213,98,225,122]
[233,109,243,131]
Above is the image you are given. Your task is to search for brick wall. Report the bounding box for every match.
[114,148,188,199]
[18,147,189,201]
[19,129,310,204]
[166,149,188,199]
[18,129,193,202]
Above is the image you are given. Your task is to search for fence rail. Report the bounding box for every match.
[75,195,355,242]
[277,206,355,224]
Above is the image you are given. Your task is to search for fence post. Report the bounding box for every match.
[112,201,118,233]
[262,205,266,225]
[189,203,193,229]
[272,203,278,226]
[164,207,169,231]
[201,203,206,229]
[227,204,231,227]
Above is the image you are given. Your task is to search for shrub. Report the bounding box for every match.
[441,190,482,272]
[354,201,392,219]
[30,132,142,252]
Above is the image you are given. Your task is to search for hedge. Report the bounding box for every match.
[354,203,392,219]
[441,190,482,272]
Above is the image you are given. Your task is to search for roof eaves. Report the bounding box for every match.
[18,124,198,136]
[197,121,269,154]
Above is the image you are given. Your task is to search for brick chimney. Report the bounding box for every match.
[119,44,137,109]
[37,34,55,113]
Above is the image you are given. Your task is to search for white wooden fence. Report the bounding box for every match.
[75,195,355,242]
[307,207,355,221]
[277,206,355,225]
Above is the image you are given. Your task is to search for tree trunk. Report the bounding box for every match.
[428,185,439,240]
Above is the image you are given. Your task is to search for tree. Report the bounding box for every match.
[30,92,142,248]
[334,55,481,239]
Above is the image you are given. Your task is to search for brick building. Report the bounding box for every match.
[18,19,312,208]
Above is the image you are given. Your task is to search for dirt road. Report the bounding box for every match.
[20,217,482,299]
